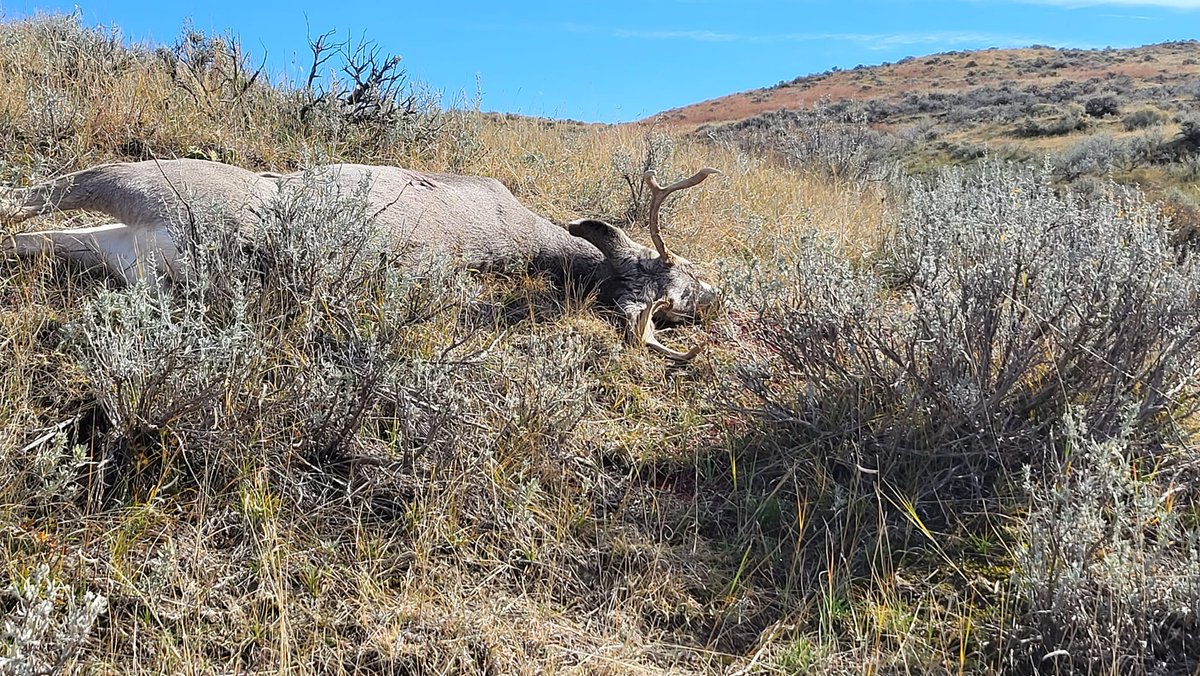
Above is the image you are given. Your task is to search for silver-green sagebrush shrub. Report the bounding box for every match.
[1,428,90,520]
[728,158,1200,672]
[0,565,108,675]
[1007,411,1200,673]
[611,130,678,225]
[1053,134,1128,180]
[884,160,1200,444]
[733,158,1200,503]
[702,105,901,185]
[64,167,487,504]
[0,12,134,80]
[57,163,598,537]
[1123,108,1168,131]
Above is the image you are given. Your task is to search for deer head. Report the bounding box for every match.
[567,167,721,361]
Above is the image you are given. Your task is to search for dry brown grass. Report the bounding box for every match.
[0,14,909,676]
[9,14,1196,676]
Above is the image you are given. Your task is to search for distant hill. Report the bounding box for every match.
[650,42,1200,127]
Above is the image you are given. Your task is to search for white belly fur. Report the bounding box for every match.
[10,221,179,284]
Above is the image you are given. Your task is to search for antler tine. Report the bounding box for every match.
[631,299,705,362]
[642,168,721,263]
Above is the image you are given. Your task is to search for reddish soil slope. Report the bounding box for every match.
[649,42,1200,126]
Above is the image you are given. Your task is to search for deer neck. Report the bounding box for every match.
[528,219,613,292]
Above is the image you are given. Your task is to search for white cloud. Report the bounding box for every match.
[595,26,1047,50]
[806,31,1045,49]
[1018,0,1200,7]
[611,29,741,42]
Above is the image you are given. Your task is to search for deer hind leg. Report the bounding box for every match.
[0,186,51,223]
[0,166,145,224]
[5,222,177,285]
[0,172,91,222]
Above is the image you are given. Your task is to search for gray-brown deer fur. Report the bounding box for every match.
[1,159,719,359]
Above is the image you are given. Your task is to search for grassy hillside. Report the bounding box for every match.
[2,15,1200,675]
[654,42,1200,128]
[661,42,1200,232]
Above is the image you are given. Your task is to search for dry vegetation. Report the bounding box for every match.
[679,41,1200,233]
[2,14,1199,675]
[657,42,1200,128]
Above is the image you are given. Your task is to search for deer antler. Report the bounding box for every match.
[642,168,721,263]
[631,299,705,362]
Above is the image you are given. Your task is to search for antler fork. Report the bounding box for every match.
[642,168,720,263]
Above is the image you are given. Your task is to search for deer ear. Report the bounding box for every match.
[568,219,643,260]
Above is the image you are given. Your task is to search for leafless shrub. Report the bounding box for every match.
[297,30,446,153]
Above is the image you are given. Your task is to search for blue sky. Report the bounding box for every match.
[3,1,1199,122]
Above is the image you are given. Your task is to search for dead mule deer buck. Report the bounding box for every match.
[2,159,720,360]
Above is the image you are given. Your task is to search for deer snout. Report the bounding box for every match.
[655,280,720,324]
